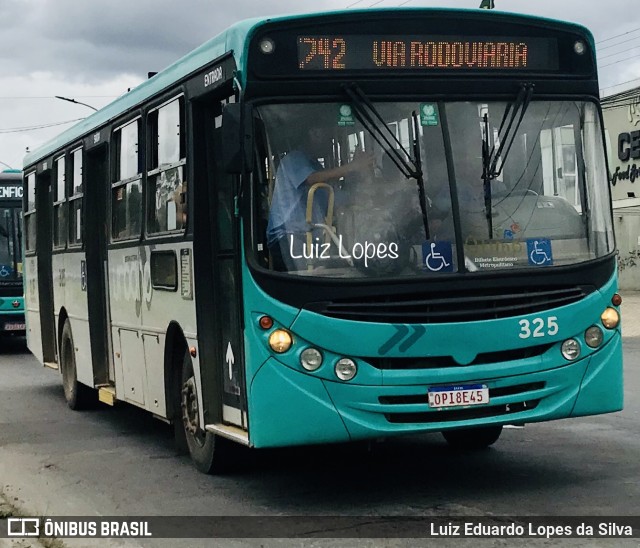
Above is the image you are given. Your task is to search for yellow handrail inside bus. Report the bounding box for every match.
[305,183,335,266]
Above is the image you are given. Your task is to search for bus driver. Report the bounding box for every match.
[266,126,373,271]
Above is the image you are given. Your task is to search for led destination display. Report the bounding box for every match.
[297,35,559,71]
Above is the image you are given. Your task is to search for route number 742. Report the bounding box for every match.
[518,316,559,339]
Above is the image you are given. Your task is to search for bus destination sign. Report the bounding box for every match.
[297,35,558,71]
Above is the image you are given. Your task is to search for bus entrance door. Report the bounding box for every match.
[84,145,112,389]
[35,170,56,365]
[191,95,248,435]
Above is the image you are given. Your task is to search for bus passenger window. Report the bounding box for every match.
[24,172,36,252]
[53,156,67,249]
[112,181,142,239]
[69,148,83,245]
[148,167,186,232]
[112,119,142,240]
[146,97,187,234]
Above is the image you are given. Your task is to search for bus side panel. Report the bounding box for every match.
[25,255,43,363]
[51,252,64,351]
[107,243,197,417]
[140,242,198,419]
[108,246,144,407]
[64,251,93,387]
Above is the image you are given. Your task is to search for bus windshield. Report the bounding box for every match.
[256,100,614,278]
[0,206,22,281]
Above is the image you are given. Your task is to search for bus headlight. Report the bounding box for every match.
[269,329,293,353]
[585,326,604,348]
[335,358,357,381]
[574,40,586,55]
[601,307,620,330]
[259,38,275,55]
[561,339,581,361]
[300,348,323,371]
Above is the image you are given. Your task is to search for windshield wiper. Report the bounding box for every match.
[482,83,534,238]
[343,83,430,240]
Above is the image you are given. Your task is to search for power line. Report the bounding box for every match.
[0,118,84,134]
[599,45,640,61]
[598,35,640,52]
[596,27,640,45]
[345,0,367,7]
[599,51,640,69]
[600,76,640,92]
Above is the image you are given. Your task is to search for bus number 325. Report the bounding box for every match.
[518,317,559,339]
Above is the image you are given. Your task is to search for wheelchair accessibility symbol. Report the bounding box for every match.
[526,239,553,266]
[423,241,454,272]
[0,264,12,277]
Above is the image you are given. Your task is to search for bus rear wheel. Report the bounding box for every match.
[60,320,94,410]
[178,349,238,474]
[442,425,503,450]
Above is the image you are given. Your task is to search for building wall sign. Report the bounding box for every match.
[604,93,640,200]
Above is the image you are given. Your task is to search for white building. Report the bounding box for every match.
[603,87,640,289]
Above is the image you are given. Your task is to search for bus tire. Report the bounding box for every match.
[178,349,238,474]
[442,425,503,450]
[60,320,94,410]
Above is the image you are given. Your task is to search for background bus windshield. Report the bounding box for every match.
[0,206,22,281]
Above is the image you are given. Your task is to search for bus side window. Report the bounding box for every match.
[214,101,234,251]
[146,97,187,234]
[53,155,67,249]
[112,119,142,240]
[69,147,83,246]
[25,172,36,252]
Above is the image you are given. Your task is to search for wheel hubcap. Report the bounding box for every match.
[181,376,200,435]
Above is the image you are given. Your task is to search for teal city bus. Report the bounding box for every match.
[0,170,25,336]
[23,9,622,473]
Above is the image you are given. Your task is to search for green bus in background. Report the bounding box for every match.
[0,169,24,336]
[24,9,622,473]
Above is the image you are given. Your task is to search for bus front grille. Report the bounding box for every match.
[305,286,590,324]
[367,345,552,369]
[379,382,545,405]
[385,399,540,423]
[381,382,544,424]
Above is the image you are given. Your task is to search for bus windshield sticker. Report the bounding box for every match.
[420,104,439,126]
[180,248,193,300]
[527,239,553,266]
[423,241,454,272]
[338,105,355,126]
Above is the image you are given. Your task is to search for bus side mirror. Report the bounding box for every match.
[222,103,254,174]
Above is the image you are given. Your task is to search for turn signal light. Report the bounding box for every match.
[269,329,293,353]
[601,308,620,330]
[611,294,622,307]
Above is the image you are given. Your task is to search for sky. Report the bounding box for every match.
[1,0,639,170]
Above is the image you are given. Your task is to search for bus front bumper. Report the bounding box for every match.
[248,333,622,448]
[0,311,25,335]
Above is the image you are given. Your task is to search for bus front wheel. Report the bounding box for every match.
[177,349,238,474]
[60,320,94,410]
[442,425,503,450]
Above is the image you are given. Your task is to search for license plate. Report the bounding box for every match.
[4,323,25,331]
[428,384,490,409]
